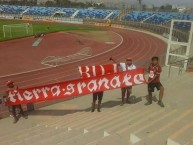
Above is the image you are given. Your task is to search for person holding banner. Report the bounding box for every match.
[110,57,136,106]
[5,81,28,123]
[146,56,165,107]
[92,92,103,112]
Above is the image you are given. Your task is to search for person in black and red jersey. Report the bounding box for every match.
[145,56,165,107]
[5,81,28,123]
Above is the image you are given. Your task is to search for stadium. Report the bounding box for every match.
[0,0,193,145]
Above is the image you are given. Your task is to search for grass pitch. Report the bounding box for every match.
[0,20,101,41]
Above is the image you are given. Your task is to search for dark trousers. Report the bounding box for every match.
[12,105,25,118]
[92,92,104,112]
[93,92,103,103]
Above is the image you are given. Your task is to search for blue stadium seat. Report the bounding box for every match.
[123,11,193,30]
[0,4,193,30]
[173,13,193,31]
[75,9,117,19]
[0,5,28,14]
[0,5,119,19]
[25,6,76,17]
[124,11,153,22]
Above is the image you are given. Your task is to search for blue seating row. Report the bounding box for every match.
[0,5,119,19]
[124,11,193,31]
[0,4,193,30]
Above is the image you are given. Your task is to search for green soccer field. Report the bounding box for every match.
[0,20,100,41]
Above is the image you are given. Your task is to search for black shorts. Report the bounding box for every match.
[93,92,103,101]
[148,82,163,92]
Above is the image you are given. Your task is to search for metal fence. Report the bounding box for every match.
[0,13,83,24]
[168,55,193,77]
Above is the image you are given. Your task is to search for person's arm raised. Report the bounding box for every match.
[109,57,120,66]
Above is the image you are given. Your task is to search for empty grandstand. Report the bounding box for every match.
[0,4,193,30]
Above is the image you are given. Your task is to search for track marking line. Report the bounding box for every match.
[0,31,123,78]
[32,38,43,47]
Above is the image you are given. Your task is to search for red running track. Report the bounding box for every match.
[0,31,120,76]
[0,27,167,94]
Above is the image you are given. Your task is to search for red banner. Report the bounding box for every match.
[6,68,146,106]
[79,64,118,79]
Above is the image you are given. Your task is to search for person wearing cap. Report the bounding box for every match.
[110,57,136,106]
[5,81,28,123]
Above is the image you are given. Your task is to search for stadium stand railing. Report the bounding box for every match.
[115,7,130,21]
[168,54,193,76]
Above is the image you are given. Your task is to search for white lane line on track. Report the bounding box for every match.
[0,31,123,78]
[32,38,43,47]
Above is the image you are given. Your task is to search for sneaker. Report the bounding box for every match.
[158,101,165,108]
[22,114,28,119]
[120,102,124,106]
[13,118,18,124]
[145,101,152,106]
[126,100,132,104]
